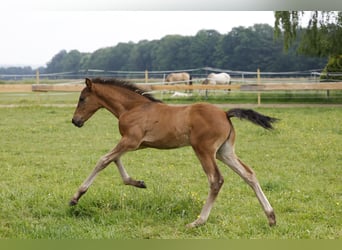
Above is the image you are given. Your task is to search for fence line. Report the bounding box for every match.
[1,82,341,93]
[1,68,342,105]
[1,67,334,81]
[1,82,341,106]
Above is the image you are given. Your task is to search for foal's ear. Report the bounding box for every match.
[85,78,92,90]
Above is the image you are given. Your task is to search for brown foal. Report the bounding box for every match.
[70,78,277,227]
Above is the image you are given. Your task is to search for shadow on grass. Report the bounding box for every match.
[67,191,202,224]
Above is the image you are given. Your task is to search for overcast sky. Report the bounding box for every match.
[4,0,334,68]
[1,10,278,68]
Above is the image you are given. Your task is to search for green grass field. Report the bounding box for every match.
[0,92,341,239]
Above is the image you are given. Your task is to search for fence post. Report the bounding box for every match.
[36,69,40,85]
[35,69,41,104]
[257,68,261,106]
[145,70,148,83]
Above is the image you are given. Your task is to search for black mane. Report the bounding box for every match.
[91,78,162,103]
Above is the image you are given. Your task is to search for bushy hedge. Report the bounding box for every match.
[320,55,342,81]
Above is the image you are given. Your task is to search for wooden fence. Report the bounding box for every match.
[1,82,341,93]
[0,84,32,92]
[0,81,341,106]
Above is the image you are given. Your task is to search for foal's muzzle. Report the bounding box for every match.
[72,118,84,128]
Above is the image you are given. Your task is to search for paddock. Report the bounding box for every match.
[0,68,341,238]
[0,104,341,239]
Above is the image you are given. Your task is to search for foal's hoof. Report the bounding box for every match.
[268,211,276,226]
[269,221,276,227]
[186,218,206,228]
[137,180,147,188]
[69,199,78,206]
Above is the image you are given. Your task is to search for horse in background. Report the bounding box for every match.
[165,72,193,93]
[202,72,231,85]
[202,72,232,95]
[165,72,193,86]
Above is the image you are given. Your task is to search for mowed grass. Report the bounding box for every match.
[0,104,341,239]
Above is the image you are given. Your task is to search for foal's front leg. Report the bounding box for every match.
[115,158,146,188]
[69,137,145,206]
[69,150,115,205]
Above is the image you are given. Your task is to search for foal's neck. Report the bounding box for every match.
[96,84,152,118]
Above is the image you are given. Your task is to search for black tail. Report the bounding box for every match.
[227,108,278,130]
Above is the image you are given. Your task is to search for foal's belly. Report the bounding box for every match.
[138,104,191,149]
[141,128,190,149]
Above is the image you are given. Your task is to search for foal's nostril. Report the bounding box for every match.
[72,118,83,127]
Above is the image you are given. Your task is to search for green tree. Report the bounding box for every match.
[0,66,34,75]
[321,55,342,81]
[62,50,82,72]
[87,47,112,70]
[274,11,342,57]
[107,42,135,71]
[275,11,342,80]
[46,50,67,73]
[153,35,192,70]
[46,49,86,73]
[128,40,156,70]
[219,24,280,71]
[190,29,222,68]
[79,53,91,70]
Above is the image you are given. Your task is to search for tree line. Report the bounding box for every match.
[1,24,328,76]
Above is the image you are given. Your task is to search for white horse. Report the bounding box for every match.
[202,73,231,85]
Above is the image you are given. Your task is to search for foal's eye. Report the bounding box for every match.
[79,97,85,102]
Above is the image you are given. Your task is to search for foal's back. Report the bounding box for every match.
[125,102,231,150]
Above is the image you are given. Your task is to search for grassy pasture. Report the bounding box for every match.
[0,98,341,238]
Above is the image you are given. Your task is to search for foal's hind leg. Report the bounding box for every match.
[187,146,224,228]
[69,137,145,206]
[217,141,276,226]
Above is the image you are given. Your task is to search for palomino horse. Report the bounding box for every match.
[70,78,277,228]
[202,72,231,85]
[165,72,193,85]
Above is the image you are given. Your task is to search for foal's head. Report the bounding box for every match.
[72,78,102,127]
